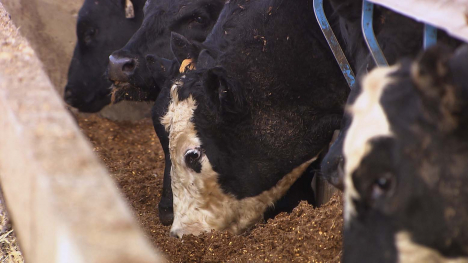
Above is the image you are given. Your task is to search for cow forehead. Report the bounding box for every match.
[161,79,186,131]
[344,66,397,175]
[343,66,397,219]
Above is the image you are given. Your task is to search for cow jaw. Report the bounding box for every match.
[163,80,318,238]
[343,66,397,222]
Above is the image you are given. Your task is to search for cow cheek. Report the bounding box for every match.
[170,161,234,237]
[170,167,209,237]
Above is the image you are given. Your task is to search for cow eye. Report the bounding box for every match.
[193,16,207,25]
[83,28,97,45]
[371,173,394,200]
[184,147,203,172]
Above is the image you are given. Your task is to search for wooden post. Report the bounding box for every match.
[0,4,166,263]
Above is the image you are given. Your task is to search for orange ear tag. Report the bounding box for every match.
[179,59,196,73]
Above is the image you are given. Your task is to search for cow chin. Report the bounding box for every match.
[163,81,317,237]
[169,155,317,238]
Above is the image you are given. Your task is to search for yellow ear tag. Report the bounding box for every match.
[179,59,196,73]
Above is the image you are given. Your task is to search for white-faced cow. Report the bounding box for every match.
[64,0,146,113]
[104,0,225,226]
[342,45,468,262]
[320,0,462,190]
[161,0,349,238]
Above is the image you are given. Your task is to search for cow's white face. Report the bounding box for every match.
[343,66,397,222]
[162,79,317,238]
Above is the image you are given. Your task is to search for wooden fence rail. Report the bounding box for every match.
[0,4,165,262]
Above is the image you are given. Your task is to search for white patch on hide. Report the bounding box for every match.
[396,232,468,263]
[163,79,318,237]
[343,66,397,222]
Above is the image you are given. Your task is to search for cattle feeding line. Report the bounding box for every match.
[313,0,356,90]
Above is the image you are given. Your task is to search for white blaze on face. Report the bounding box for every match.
[343,66,397,222]
[162,79,318,238]
[396,232,468,263]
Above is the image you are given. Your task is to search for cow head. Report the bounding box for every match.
[64,0,145,112]
[342,45,468,262]
[161,0,348,238]
[106,0,225,102]
[162,74,319,237]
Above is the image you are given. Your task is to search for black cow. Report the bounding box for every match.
[106,0,225,102]
[160,0,349,237]
[64,0,145,113]
[320,0,462,190]
[107,0,225,227]
[342,45,468,262]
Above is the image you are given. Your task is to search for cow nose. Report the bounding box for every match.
[108,54,137,82]
[169,229,181,238]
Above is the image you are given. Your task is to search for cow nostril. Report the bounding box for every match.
[122,60,135,73]
[108,54,137,82]
[169,230,180,238]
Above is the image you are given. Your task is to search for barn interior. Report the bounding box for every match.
[0,0,344,262]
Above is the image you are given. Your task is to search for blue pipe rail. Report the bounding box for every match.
[424,24,438,49]
[362,0,388,67]
[313,0,356,90]
[315,0,438,85]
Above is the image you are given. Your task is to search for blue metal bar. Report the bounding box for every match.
[362,0,388,67]
[313,0,356,90]
[424,24,437,49]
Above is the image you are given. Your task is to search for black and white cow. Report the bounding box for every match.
[320,0,462,190]
[107,0,225,226]
[64,0,145,113]
[160,0,349,237]
[342,45,468,262]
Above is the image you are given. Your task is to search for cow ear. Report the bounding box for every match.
[202,67,245,117]
[411,45,452,98]
[448,45,468,131]
[448,45,468,95]
[170,32,201,66]
[411,45,462,131]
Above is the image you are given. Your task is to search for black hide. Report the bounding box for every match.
[64,0,145,112]
[172,0,348,204]
[107,0,225,102]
